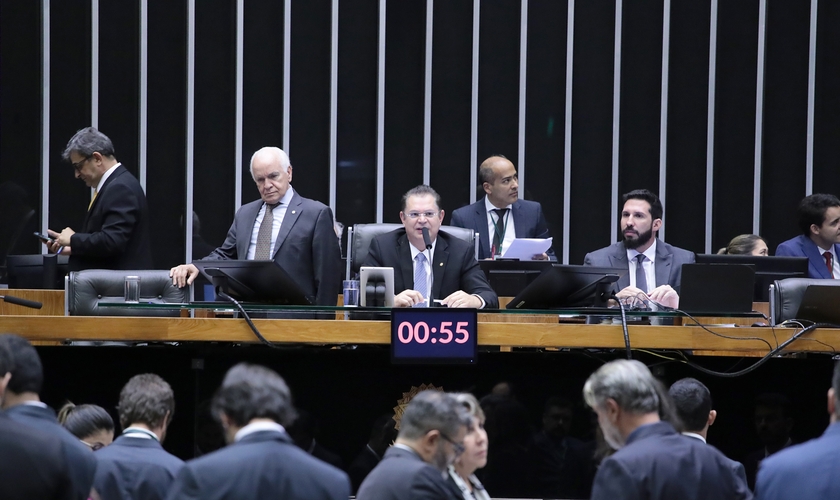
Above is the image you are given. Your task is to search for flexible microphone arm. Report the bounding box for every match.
[0,295,43,309]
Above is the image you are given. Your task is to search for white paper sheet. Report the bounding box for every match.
[501,237,553,260]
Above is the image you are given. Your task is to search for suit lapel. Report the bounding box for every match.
[238,202,262,259]
[272,192,303,259]
[802,237,833,279]
[474,201,491,258]
[512,199,527,238]
[655,241,673,288]
[431,235,449,300]
[397,234,415,292]
[84,165,124,229]
[608,244,630,290]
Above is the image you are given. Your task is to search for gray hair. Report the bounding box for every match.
[249,147,291,180]
[62,127,115,161]
[583,359,661,414]
[452,392,485,423]
[398,390,471,441]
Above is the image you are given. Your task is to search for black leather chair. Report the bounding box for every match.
[770,277,840,325]
[67,269,187,317]
[346,224,477,279]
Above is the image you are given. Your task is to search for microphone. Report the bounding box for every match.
[421,227,433,306]
[421,227,432,250]
[0,295,43,309]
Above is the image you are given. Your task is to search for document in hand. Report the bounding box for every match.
[501,237,553,260]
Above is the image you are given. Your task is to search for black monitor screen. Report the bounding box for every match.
[193,260,310,305]
[478,260,553,297]
[506,264,627,310]
[5,254,69,289]
[694,254,808,301]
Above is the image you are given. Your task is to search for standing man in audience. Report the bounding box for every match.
[347,414,399,494]
[669,377,748,484]
[45,127,152,271]
[166,363,349,499]
[364,184,498,308]
[357,390,471,499]
[451,155,554,260]
[754,363,840,499]
[0,334,98,500]
[170,147,342,305]
[531,396,593,499]
[584,189,695,308]
[93,373,183,500]
[584,359,752,500]
[776,193,840,279]
[744,393,795,490]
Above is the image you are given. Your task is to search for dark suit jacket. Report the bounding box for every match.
[69,165,153,272]
[775,234,840,279]
[583,240,696,294]
[0,414,73,500]
[450,197,556,260]
[201,190,342,305]
[754,423,840,499]
[591,421,752,500]
[93,435,184,500]
[356,445,461,500]
[165,430,350,500]
[348,446,381,494]
[363,229,499,308]
[4,404,98,500]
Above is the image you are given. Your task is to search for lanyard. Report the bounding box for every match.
[490,209,510,257]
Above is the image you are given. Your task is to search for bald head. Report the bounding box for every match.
[479,156,519,208]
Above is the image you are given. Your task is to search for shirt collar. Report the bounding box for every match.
[21,400,48,409]
[817,244,837,258]
[682,431,706,443]
[122,426,159,441]
[484,196,511,212]
[96,162,121,192]
[626,238,657,263]
[409,237,437,260]
[234,420,286,442]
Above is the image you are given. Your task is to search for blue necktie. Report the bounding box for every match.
[635,254,648,293]
[414,253,428,307]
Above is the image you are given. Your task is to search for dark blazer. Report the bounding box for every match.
[583,240,696,294]
[165,429,350,500]
[754,423,840,500]
[356,445,461,500]
[201,190,342,305]
[4,404,98,500]
[363,229,499,308]
[450,198,556,260]
[775,234,840,279]
[93,435,184,500]
[590,421,752,500]
[69,165,153,271]
[0,414,73,500]
[348,446,381,494]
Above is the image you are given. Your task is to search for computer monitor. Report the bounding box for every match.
[193,260,311,305]
[5,254,69,289]
[694,254,808,301]
[478,260,553,297]
[505,264,627,310]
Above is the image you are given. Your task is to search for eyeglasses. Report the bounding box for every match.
[439,431,465,456]
[404,211,439,220]
[71,156,91,172]
[80,440,106,451]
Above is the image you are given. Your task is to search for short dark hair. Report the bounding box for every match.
[668,378,712,432]
[117,373,176,429]
[0,334,43,395]
[797,194,840,236]
[717,234,766,255]
[398,390,471,441]
[622,189,663,221]
[61,127,116,161]
[478,155,510,185]
[212,363,297,428]
[401,185,442,212]
[58,402,115,440]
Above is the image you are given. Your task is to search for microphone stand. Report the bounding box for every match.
[422,227,433,306]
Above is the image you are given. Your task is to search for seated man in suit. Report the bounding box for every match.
[357,390,471,500]
[46,127,152,271]
[170,147,342,305]
[668,378,747,484]
[0,334,98,500]
[451,155,555,260]
[584,360,752,500]
[583,189,695,308]
[755,362,840,499]
[94,373,183,500]
[166,363,350,499]
[776,193,840,279]
[363,184,499,308]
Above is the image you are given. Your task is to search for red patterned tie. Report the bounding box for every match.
[824,252,835,279]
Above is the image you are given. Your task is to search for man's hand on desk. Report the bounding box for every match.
[648,285,678,309]
[532,253,549,260]
[170,264,199,288]
[394,290,426,308]
[440,290,482,309]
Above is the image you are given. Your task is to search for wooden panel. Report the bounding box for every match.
[0,290,64,316]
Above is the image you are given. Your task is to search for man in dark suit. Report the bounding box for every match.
[166,363,350,499]
[170,147,341,305]
[364,184,498,308]
[93,373,183,500]
[584,189,695,308]
[347,414,399,494]
[669,378,748,485]
[531,396,594,499]
[0,334,98,500]
[46,127,152,271]
[776,193,840,279]
[356,390,471,500]
[754,362,840,499]
[584,359,752,500]
[451,156,555,260]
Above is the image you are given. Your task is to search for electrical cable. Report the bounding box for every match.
[218,290,281,349]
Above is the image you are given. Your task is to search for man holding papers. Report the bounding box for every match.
[451,155,555,260]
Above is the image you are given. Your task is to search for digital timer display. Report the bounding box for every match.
[391,308,478,364]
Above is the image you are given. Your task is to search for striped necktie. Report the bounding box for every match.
[414,252,428,307]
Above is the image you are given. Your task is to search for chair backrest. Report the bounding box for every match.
[347,224,476,279]
[67,269,187,317]
[770,277,840,325]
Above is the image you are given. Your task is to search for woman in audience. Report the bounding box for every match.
[57,401,115,451]
[447,393,491,500]
[717,234,768,256]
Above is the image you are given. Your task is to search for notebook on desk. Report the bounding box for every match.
[678,263,755,314]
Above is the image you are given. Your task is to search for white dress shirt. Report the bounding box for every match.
[246,186,295,260]
[626,239,658,293]
[484,197,516,257]
[816,244,840,278]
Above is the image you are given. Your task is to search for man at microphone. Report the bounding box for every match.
[363,185,498,308]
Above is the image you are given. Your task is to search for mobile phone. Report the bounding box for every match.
[34,232,53,242]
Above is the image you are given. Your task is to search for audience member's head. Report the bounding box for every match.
[396,390,472,472]
[542,396,575,440]
[0,334,43,409]
[400,185,445,251]
[479,394,532,448]
[117,373,176,442]
[490,381,516,400]
[753,393,794,450]
[798,194,840,248]
[212,363,297,443]
[287,409,318,450]
[620,189,663,250]
[452,393,488,479]
[669,378,716,438]
[831,361,840,424]
[367,413,398,456]
[479,156,519,208]
[717,234,768,256]
[58,402,115,451]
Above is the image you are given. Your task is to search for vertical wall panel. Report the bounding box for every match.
[569,0,615,263]
[812,1,840,200]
